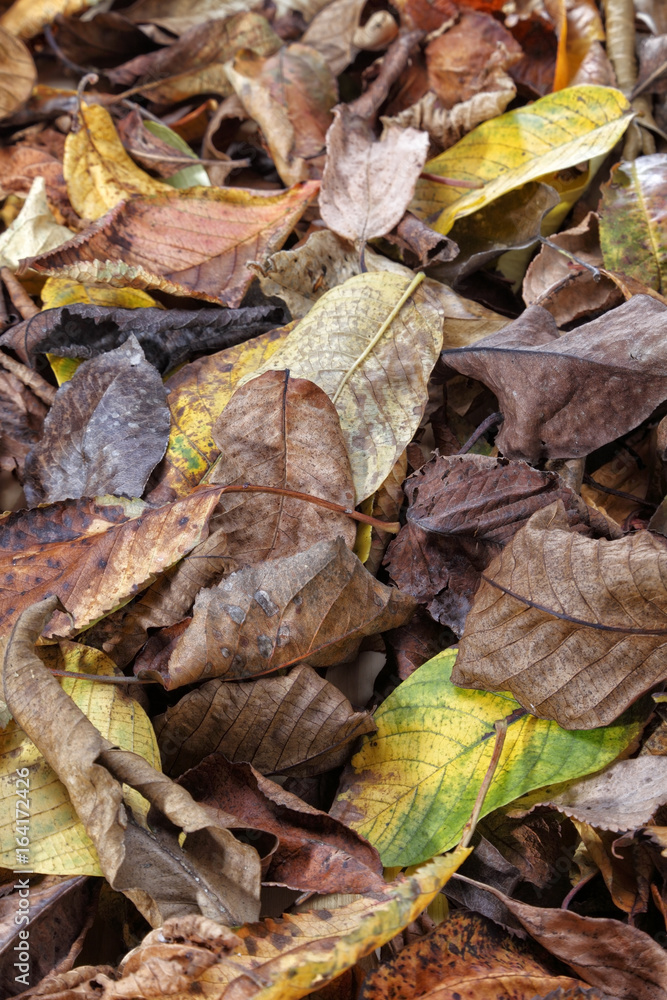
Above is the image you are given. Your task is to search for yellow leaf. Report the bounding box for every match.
[333,650,645,866]
[412,85,632,234]
[242,271,444,502]
[149,325,292,501]
[0,641,160,875]
[0,0,104,39]
[47,353,81,386]
[65,102,172,221]
[41,276,160,310]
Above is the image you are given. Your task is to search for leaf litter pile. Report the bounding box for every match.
[2,0,667,997]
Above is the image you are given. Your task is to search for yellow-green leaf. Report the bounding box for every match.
[0,641,160,875]
[242,271,445,502]
[333,650,644,867]
[412,85,633,235]
[41,275,160,310]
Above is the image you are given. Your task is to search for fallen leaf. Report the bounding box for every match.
[64,102,171,221]
[0,26,35,119]
[180,754,385,894]
[107,12,282,105]
[49,10,153,69]
[36,849,468,999]
[319,106,429,246]
[301,0,368,76]
[22,336,170,506]
[599,155,667,294]
[453,500,667,728]
[147,325,290,501]
[40,276,159,310]
[0,0,104,39]
[459,878,667,1000]
[633,33,667,96]
[123,0,265,35]
[332,649,641,866]
[0,638,161,875]
[117,111,211,188]
[0,140,73,227]
[360,909,601,1000]
[384,452,620,633]
[243,270,445,501]
[551,0,607,90]
[226,43,337,187]
[411,85,632,234]
[136,536,416,689]
[2,598,261,927]
[1,301,285,374]
[0,176,73,271]
[0,369,47,474]
[441,295,667,463]
[155,662,375,778]
[208,370,356,565]
[515,757,667,832]
[27,181,319,307]
[0,487,224,638]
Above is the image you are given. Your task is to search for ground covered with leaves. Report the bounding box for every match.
[0,0,667,997]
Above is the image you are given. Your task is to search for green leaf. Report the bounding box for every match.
[599,154,667,293]
[144,119,211,189]
[333,649,645,866]
[412,85,632,235]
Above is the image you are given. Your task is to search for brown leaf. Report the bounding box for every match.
[0,487,223,639]
[442,295,667,463]
[23,336,170,506]
[26,182,319,308]
[0,369,47,474]
[301,0,368,76]
[634,34,667,97]
[180,754,385,894]
[385,453,620,633]
[0,27,36,120]
[135,536,416,688]
[458,877,667,1000]
[320,105,429,246]
[50,11,153,69]
[107,12,282,104]
[209,370,356,566]
[226,43,337,187]
[2,598,261,928]
[360,909,602,1000]
[155,661,375,778]
[453,500,667,728]
[0,140,74,228]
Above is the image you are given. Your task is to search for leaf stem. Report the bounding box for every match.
[332,271,425,405]
[458,717,508,849]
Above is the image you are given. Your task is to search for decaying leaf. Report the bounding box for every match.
[320,106,429,246]
[0,487,224,638]
[0,177,73,271]
[332,649,641,866]
[2,598,261,927]
[0,640,161,875]
[23,336,169,506]
[27,182,319,307]
[208,370,356,565]
[442,295,667,463]
[155,662,375,778]
[244,270,445,501]
[136,536,416,689]
[412,85,632,233]
[0,27,35,120]
[453,501,667,729]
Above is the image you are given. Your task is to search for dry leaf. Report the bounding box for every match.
[23,336,169,505]
[301,0,367,76]
[442,295,667,463]
[136,536,416,689]
[0,176,73,271]
[453,500,667,728]
[320,106,429,246]
[2,598,261,928]
[0,0,104,39]
[26,182,319,307]
[0,26,35,119]
[155,662,375,778]
[209,370,356,566]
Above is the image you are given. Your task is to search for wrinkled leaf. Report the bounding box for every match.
[453,501,667,728]
[0,0,104,39]
[333,649,643,865]
[0,27,35,119]
[0,176,73,270]
[23,336,169,505]
[136,536,416,689]
[40,276,159,310]
[27,182,319,307]
[156,662,375,778]
[412,85,632,234]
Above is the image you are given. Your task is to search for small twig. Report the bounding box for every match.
[0,350,57,404]
[459,716,510,849]
[124,147,251,169]
[457,412,503,455]
[0,268,39,320]
[47,667,154,684]
[348,29,425,121]
[583,472,657,508]
[538,236,601,280]
[119,98,165,125]
[561,870,597,910]
[44,23,93,77]
[0,285,8,334]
